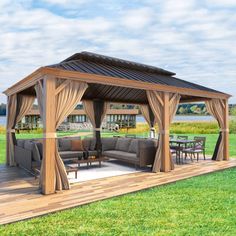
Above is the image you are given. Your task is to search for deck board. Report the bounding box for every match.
[0,159,236,225]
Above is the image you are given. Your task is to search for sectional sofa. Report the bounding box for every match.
[84,137,157,168]
[14,136,83,171]
[14,136,157,172]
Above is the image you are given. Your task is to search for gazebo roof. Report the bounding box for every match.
[3,51,231,103]
[48,51,222,95]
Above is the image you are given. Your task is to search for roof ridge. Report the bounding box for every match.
[60,51,176,76]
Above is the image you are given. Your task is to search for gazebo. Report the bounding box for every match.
[4,52,231,195]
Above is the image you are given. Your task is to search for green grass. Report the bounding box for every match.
[0,123,235,234]
[1,168,236,235]
[119,120,236,134]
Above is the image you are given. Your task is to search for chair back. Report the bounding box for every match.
[177,135,188,140]
[194,136,206,149]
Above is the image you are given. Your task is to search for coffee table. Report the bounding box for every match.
[71,156,108,169]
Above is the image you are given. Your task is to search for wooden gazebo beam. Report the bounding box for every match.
[3,67,231,100]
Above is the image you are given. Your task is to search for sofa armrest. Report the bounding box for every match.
[137,140,157,167]
[14,145,32,171]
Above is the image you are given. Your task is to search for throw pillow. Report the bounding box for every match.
[71,139,84,151]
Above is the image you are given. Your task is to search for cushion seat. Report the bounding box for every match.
[59,150,84,159]
[103,150,138,162]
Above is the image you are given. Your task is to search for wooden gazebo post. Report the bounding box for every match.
[42,75,56,194]
[223,99,229,161]
[162,92,170,172]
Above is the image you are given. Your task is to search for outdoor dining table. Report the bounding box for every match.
[169,139,198,164]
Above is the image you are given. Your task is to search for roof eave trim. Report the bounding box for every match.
[3,67,231,100]
[44,67,231,99]
[3,67,45,96]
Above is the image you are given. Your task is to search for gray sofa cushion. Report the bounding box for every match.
[34,142,43,159]
[103,150,137,161]
[17,139,25,148]
[58,139,71,151]
[81,138,96,151]
[115,138,131,152]
[128,139,139,153]
[82,138,91,151]
[58,137,81,151]
[24,140,34,151]
[59,151,84,159]
[102,138,117,151]
[90,138,96,151]
[32,143,41,162]
[24,140,41,162]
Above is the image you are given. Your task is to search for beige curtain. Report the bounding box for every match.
[6,94,35,166]
[83,100,109,130]
[83,100,96,128]
[140,104,156,138]
[6,94,17,166]
[54,80,88,190]
[35,81,44,120]
[16,95,35,123]
[147,91,180,172]
[35,79,88,191]
[140,104,151,125]
[205,99,226,161]
[101,102,109,123]
[35,81,45,187]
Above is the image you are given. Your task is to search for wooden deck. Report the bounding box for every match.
[0,158,236,225]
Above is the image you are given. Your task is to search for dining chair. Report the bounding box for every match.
[182,137,206,161]
[194,136,206,160]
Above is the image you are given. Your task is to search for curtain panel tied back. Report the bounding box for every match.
[147,91,181,172]
[83,100,108,155]
[205,99,228,161]
[140,104,156,138]
[6,94,35,166]
[35,80,88,191]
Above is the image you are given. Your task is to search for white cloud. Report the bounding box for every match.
[206,0,236,7]
[41,0,88,6]
[120,7,154,30]
[0,0,235,103]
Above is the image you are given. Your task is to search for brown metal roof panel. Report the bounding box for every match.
[48,52,225,95]
[60,51,176,76]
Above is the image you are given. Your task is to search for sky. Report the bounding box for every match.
[0,0,236,103]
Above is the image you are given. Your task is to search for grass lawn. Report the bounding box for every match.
[0,124,235,234]
[0,168,236,235]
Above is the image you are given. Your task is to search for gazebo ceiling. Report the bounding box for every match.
[20,83,209,105]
